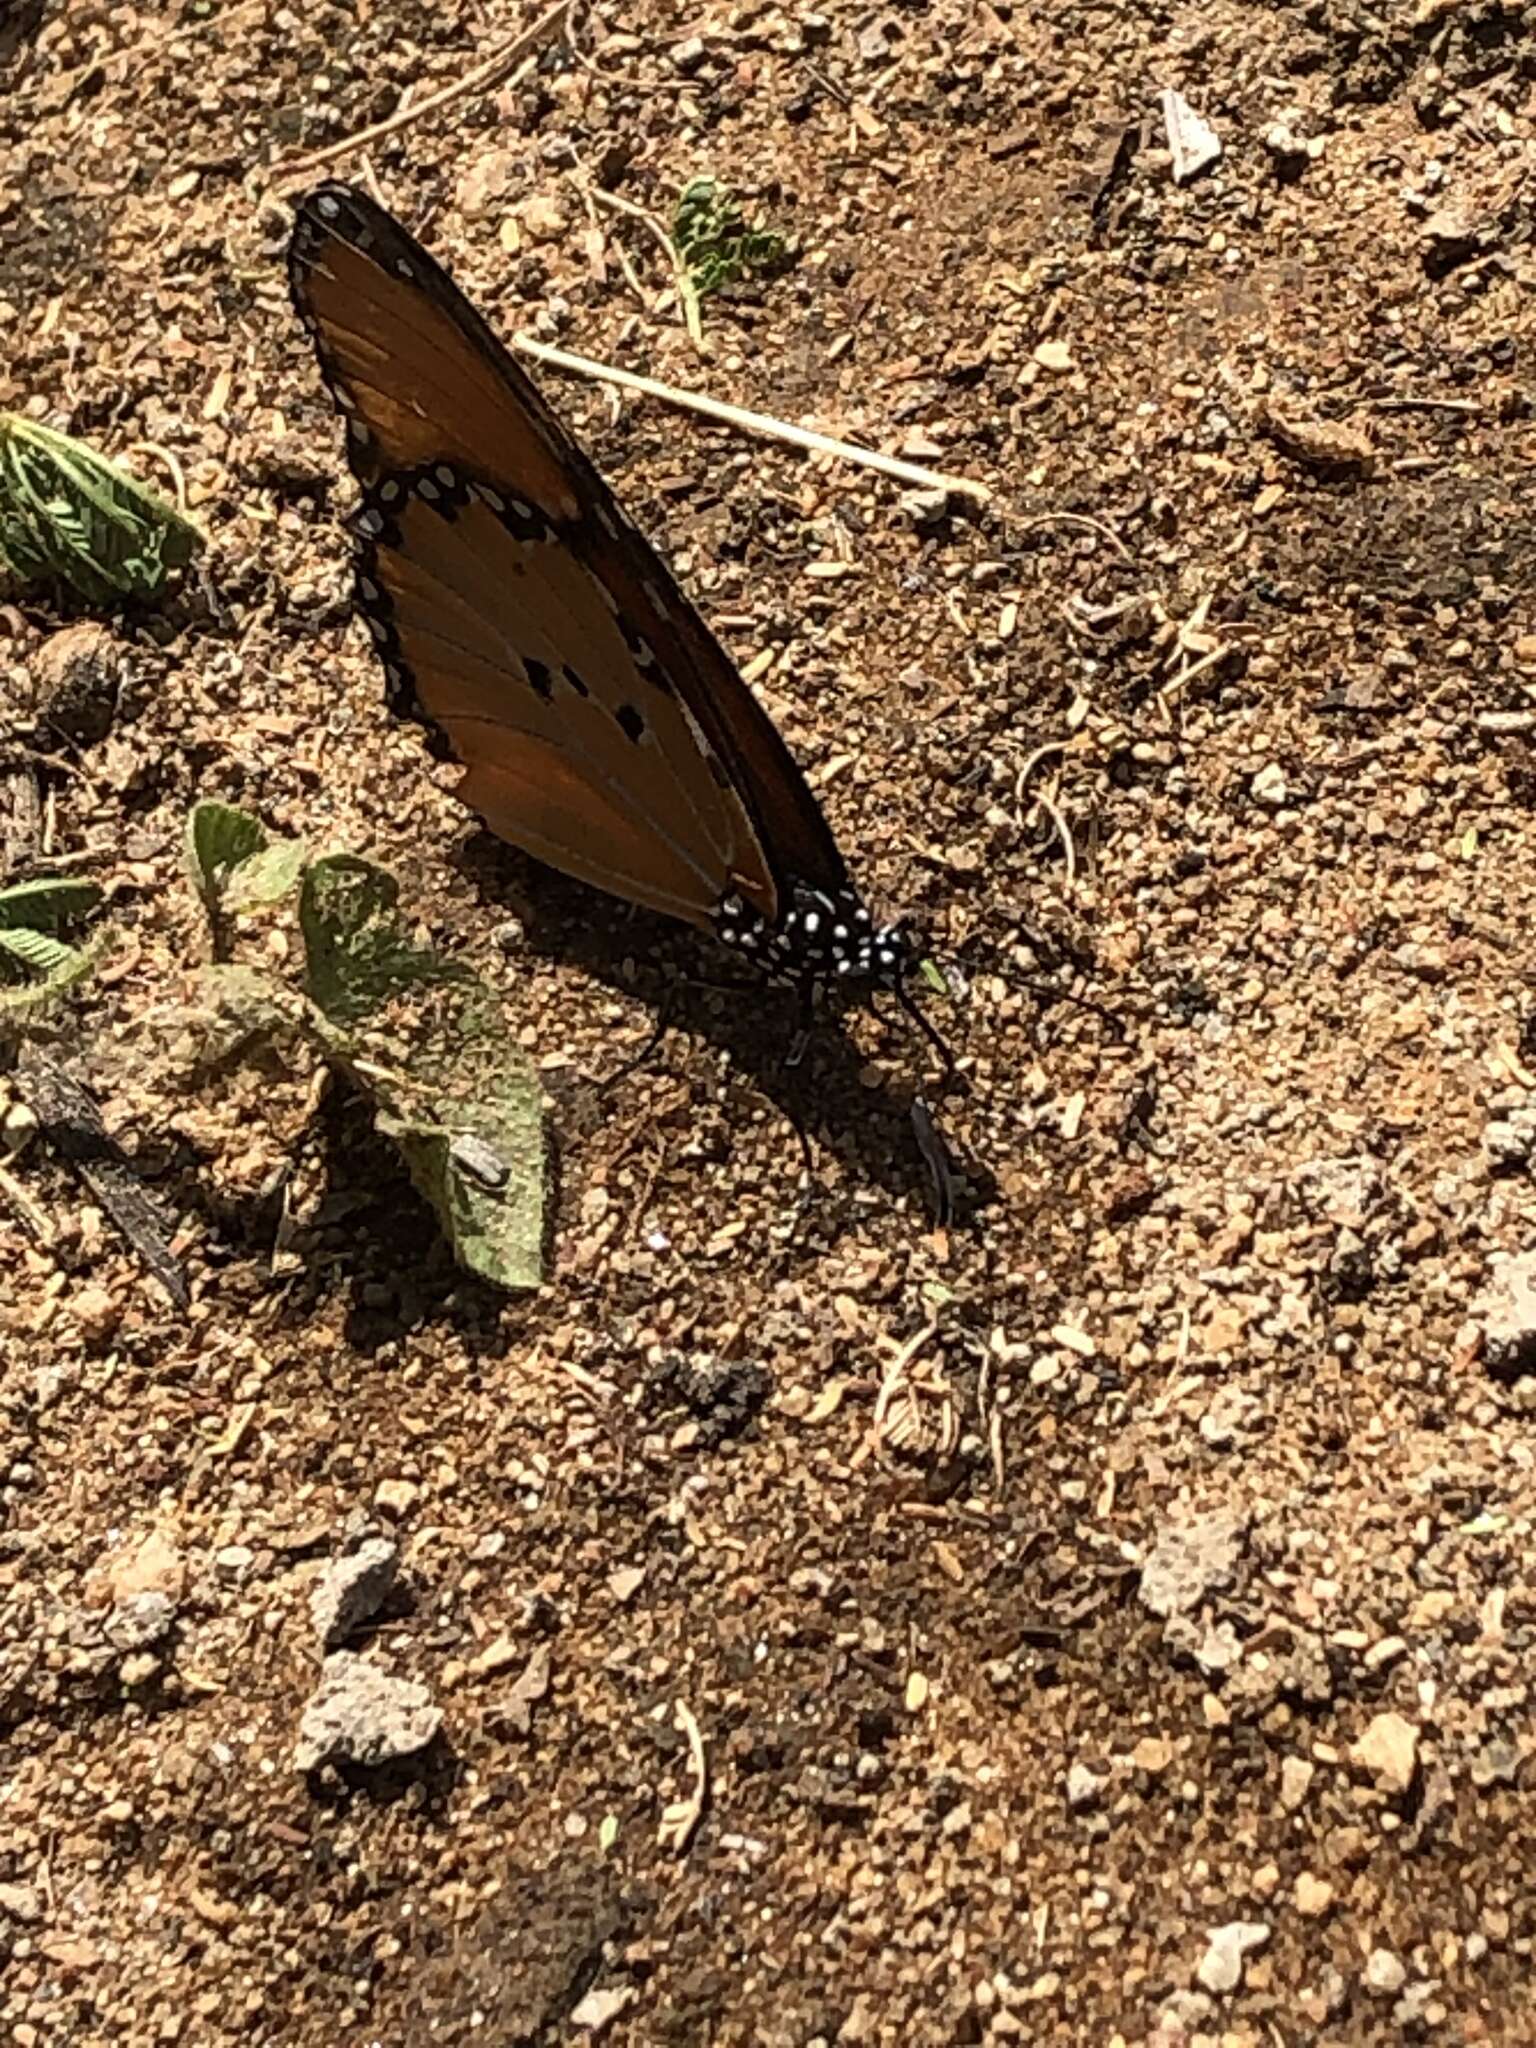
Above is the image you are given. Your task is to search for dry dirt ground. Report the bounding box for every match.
[4,0,1536,2042]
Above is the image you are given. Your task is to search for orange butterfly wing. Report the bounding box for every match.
[288,182,850,931]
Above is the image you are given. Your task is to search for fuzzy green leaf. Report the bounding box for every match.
[186,800,267,899]
[0,926,96,1011]
[300,853,545,1289]
[0,414,202,604]
[222,838,308,911]
[0,876,102,931]
[299,855,467,1026]
[370,1053,546,1293]
[185,801,305,934]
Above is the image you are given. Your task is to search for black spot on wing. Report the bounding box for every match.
[562,665,591,698]
[616,703,646,744]
[525,658,555,702]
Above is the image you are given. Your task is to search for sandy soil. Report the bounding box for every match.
[3,1,1536,2043]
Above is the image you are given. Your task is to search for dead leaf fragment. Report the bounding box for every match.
[1258,402,1374,472]
[658,1700,707,1854]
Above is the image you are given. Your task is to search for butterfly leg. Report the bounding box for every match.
[784,978,818,1069]
[911,1096,960,1227]
[893,983,958,1089]
[597,997,674,1096]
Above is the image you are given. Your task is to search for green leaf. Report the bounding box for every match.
[0,927,96,1011]
[299,854,467,1026]
[371,1054,546,1293]
[674,177,790,300]
[300,853,545,1289]
[0,875,102,1021]
[918,956,949,996]
[222,838,308,911]
[200,962,300,1036]
[0,876,102,931]
[185,801,305,941]
[186,800,268,900]
[0,414,202,605]
[0,925,80,977]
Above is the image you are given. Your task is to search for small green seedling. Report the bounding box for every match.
[185,803,545,1291]
[673,177,790,299]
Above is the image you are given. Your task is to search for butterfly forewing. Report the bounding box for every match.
[290,185,582,515]
[360,477,767,925]
[289,181,857,937]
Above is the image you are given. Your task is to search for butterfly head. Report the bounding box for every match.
[716,884,909,994]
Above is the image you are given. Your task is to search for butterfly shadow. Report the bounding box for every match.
[455,833,992,1222]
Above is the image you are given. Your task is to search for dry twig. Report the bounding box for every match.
[1019,510,1133,562]
[513,337,992,503]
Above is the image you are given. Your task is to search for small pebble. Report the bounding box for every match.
[294,1653,441,1772]
[1197,1921,1270,1995]
[1066,1762,1104,1810]
[1365,1948,1407,1996]
[373,1478,420,1521]
[1350,1711,1419,1796]
[310,1538,399,1650]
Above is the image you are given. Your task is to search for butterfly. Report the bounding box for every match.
[286,182,925,1030]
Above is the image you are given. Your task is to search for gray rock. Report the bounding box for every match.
[1065,1762,1104,1810]
[1158,1990,1213,2033]
[1140,1511,1247,1618]
[1475,1250,1536,1379]
[900,485,952,529]
[1199,1384,1259,1449]
[1365,1948,1407,1996]
[104,1591,176,1652]
[1197,1920,1270,1995]
[1280,1755,1315,1811]
[1484,1109,1536,1170]
[310,1537,400,1649]
[0,1881,43,1923]
[294,1653,442,1773]
[1295,1154,1383,1228]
